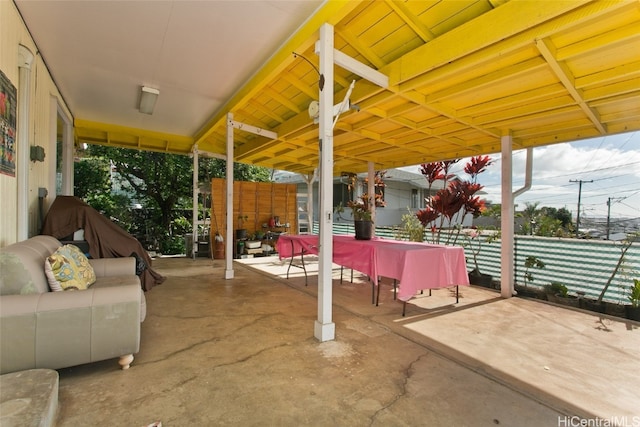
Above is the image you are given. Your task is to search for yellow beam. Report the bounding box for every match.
[535,37,606,134]
[384,0,627,88]
[194,0,361,145]
[74,119,194,150]
[384,0,435,43]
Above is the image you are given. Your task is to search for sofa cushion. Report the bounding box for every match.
[0,252,38,296]
[44,245,96,291]
[0,236,62,294]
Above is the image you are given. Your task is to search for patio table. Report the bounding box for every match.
[277,234,469,312]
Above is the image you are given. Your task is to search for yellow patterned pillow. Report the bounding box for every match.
[61,244,96,286]
[44,245,96,291]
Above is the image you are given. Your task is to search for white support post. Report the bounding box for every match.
[500,133,514,298]
[192,146,199,260]
[61,112,74,195]
[225,113,235,279]
[314,23,336,342]
[17,45,34,240]
[367,162,375,236]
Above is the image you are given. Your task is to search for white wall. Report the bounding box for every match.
[0,1,72,246]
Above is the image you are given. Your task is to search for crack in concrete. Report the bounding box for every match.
[368,352,429,426]
[137,313,281,366]
[210,341,291,369]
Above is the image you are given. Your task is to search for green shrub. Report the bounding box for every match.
[546,282,568,297]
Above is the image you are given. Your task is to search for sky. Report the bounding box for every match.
[406,130,640,221]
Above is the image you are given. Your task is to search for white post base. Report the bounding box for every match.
[224,269,234,279]
[314,321,335,342]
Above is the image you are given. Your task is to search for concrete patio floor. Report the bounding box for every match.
[54,255,639,426]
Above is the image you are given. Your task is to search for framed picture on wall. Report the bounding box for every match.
[1,69,17,177]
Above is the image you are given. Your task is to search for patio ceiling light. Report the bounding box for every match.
[138,86,159,115]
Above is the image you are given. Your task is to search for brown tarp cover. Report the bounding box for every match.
[41,196,165,291]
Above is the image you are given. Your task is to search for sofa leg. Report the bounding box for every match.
[119,354,134,370]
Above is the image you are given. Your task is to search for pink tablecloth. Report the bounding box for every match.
[277,235,469,301]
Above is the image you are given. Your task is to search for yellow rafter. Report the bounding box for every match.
[535,37,606,134]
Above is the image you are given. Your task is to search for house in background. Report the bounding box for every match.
[275,168,456,228]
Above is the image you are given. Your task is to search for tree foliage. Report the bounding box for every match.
[75,145,272,252]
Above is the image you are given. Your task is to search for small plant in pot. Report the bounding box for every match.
[344,171,386,240]
[397,208,426,242]
[545,282,579,307]
[515,255,546,299]
[626,279,640,321]
[348,192,384,240]
[464,227,499,288]
[236,215,249,240]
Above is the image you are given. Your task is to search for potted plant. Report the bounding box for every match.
[545,282,579,307]
[464,227,499,288]
[515,255,547,299]
[626,279,640,321]
[346,193,374,240]
[236,215,249,240]
[344,171,386,240]
[397,208,425,242]
[415,155,492,246]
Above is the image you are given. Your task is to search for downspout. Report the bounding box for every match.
[513,147,533,198]
[17,45,34,240]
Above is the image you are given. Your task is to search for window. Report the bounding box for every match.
[411,189,419,209]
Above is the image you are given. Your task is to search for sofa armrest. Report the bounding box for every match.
[89,257,136,277]
[0,283,141,374]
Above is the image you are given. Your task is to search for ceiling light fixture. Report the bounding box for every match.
[139,86,159,115]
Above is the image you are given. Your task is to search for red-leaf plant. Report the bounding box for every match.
[416,156,492,246]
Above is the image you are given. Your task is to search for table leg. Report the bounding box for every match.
[286,240,308,286]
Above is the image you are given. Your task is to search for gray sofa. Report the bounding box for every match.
[0,235,146,374]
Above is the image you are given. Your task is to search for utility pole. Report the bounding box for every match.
[570,179,593,237]
[606,197,624,240]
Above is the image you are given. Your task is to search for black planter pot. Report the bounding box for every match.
[555,295,580,308]
[626,305,640,321]
[235,229,247,240]
[354,220,373,240]
[468,269,493,288]
[581,298,605,313]
[514,285,547,300]
[603,302,627,318]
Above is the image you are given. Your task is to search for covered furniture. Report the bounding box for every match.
[0,235,145,374]
[40,196,165,291]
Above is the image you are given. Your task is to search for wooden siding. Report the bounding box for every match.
[210,178,298,242]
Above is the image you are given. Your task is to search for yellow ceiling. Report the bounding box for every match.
[75,0,640,175]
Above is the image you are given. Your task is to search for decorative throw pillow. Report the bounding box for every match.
[44,245,96,291]
[61,244,96,286]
